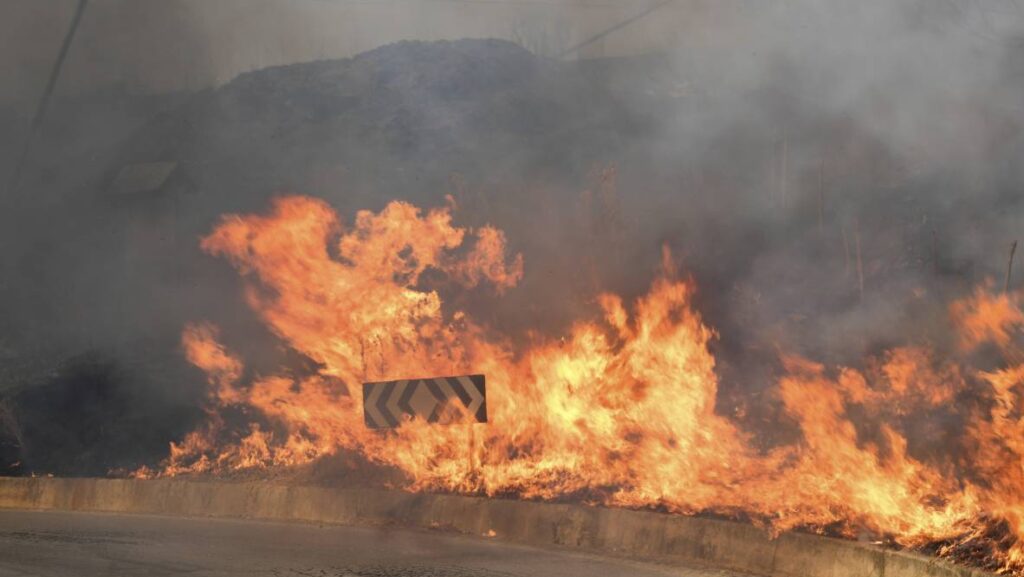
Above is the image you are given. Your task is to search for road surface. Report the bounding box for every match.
[0,509,746,577]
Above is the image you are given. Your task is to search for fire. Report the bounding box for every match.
[951,286,1024,350]
[145,194,1024,573]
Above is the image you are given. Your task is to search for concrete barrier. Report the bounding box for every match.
[0,477,991,577]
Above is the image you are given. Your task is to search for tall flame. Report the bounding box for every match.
[144,195,1024,574]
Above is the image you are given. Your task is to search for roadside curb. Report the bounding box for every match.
[0,477,988,577]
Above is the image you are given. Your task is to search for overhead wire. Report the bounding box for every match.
[7,0,90,197]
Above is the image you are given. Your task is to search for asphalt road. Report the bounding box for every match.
[0,509,746,577]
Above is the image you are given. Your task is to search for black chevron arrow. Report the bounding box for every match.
[375,380,399,428]
[363,374,487,429]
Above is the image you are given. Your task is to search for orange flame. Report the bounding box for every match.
[146,195,1024,573]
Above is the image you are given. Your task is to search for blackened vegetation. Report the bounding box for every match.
[0,400,22,475]
[922,517,1019,574]
[1,353,198,477]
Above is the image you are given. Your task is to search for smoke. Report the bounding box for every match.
[1,0,1023,479]
[649,2,1024,356]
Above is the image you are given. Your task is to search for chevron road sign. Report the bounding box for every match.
[362,374,487,429]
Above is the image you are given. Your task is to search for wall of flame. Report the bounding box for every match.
[138,195,1024,573]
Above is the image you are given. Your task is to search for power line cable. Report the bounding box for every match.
[558,0,674,58]
[7,0,89,197]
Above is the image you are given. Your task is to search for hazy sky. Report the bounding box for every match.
[6,1,1020,107]
[2,0,684,108]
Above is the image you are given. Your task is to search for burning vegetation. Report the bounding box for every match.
[125,194,1024,575]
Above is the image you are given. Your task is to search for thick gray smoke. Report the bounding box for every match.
[0,0,1022,475]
